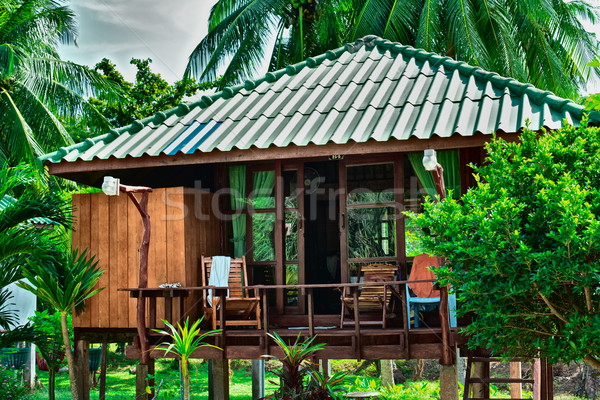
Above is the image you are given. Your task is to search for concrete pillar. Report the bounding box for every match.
[252,359,265,400]
[209,359,229,400]
[319,359,331,378]
[439,364,458,400]
[456,348,466,386]
[380,360,394,388]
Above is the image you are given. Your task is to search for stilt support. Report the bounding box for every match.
[440,364,458,400]
[136,364,149,400]
[252,359,265,400]
[76,340,90,400]
[209,359,230,400]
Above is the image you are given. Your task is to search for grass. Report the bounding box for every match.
[22,356,588,400]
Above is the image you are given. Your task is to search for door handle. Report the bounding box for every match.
[340,212,346,229]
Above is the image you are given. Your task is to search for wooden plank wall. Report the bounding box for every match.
[71,187,220,329]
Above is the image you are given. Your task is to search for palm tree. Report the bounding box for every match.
[188,0,597,99]
[19,250,104,400]
[350,0,598,99]
[185,0,351,88]
[0,0,118,165]
[0,162,69,374]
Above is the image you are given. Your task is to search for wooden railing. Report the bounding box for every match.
[120,280,454,362]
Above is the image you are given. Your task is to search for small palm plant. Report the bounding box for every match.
[19,250,104,400]
[153,317,221,400]
[264,332,346,399]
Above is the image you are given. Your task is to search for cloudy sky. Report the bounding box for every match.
[60,0,220,83]
[61,0,600,92]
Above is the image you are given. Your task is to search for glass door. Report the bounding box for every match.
[339,158,405,282]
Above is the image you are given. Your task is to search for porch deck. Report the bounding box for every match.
[121,280,463,361]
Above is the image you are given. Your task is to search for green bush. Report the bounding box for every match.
[0,364,30,400]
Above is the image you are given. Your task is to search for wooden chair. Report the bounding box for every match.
[340,263,399,328]
[201,256,261,330]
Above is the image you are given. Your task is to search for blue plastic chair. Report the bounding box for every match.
[406,284,456,327]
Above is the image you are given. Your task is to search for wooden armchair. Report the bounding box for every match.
[340,263,399,328]
[201,256,261,330]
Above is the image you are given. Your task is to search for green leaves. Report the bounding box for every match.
[0,0,120,165]
[19,249,104,315]
[413,123,600,369]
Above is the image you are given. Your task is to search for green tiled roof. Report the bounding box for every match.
[41,36,597,165]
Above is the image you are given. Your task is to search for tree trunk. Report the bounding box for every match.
[49,369,55,400]
[61,312,80,400]
[182,359,190,400]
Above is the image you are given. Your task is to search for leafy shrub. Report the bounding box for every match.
[0,364,30,400]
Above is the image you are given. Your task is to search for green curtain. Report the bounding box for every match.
[252,171,275,209]
[408,150,461,199]
[229,165,246,257]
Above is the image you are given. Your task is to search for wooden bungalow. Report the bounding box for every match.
[41,36,594,399]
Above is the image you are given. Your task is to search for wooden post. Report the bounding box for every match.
[470,362,486,399]
[99,341,108,400]
[510,362,522,399]
[533,358,541,400]
[439,285,452,365]
[252,359,265,400]
[307,288,314,337]
[352,287,361,360]
[135,363,149,400]
[76,340,90,400]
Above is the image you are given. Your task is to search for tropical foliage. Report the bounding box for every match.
[0,163,68,332]
[185,0,351,88]
[0,0,118,165]
[187,0,597,98]
[153,317,221,400]
[264,332,346,399]
[411,121,600,372]
[19,250,104,400]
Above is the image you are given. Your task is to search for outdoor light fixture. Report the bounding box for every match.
[422,149,438,171]
[101,176,120,196]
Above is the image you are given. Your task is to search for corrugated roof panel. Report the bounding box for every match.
[454,98,482,136]
[406,74,435,105]
[388,75,417,107]
[425,71,452,104]
[370,78,398,109]
[350,106,382,142]
[371,104,402,141]
[41,37,594,167]
[445,69,470,102]
[412,102,441,139]
[369,54,394,83]
[235,116,272,149]
[147,123,189,155]
[180,120,221,154]
[331,108,362,143]
[392,103,420,140]
[474,96,501,135]
[332,82,363,112]
[311,108,344,145]
[253,114,288,148]
[298,84,328,115]
[386,52,410,80]
[273,113,308,147]
[433,100,462,137]
[292,112,328,146]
